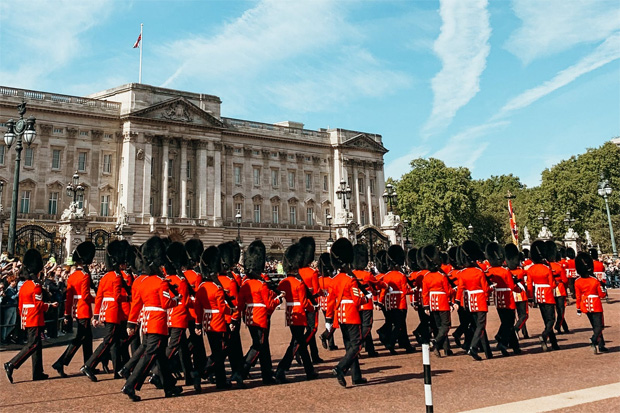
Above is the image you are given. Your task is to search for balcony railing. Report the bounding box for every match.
[0,86,121,111]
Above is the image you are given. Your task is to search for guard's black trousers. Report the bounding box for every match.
[187,319,207,375]
[166,327,192,381]
[55,318,92,367]
[496,309,520,351]
[388,309,414,350]
[240,326,272,381]
[515,301,529,336]
[360,309,376,354]
[277,325,314,377]
[554,296,569,333]
[337,323,363,381]
[206,331,227,387]
[431,311,451,352]
[469,311,490,355]
[305,310,321,361]
[9,326,43,379]
[539,303,558,347]
[586,312,605,348]
[124,333,174,392]
[85,322,121,372]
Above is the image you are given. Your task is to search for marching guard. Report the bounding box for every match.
[574,252,608,353]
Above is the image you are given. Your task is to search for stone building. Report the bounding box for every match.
[0,84,391,260]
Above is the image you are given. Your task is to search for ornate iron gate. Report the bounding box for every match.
[88,229,113,264]
[356,225,390,263]
[15,224,64,263]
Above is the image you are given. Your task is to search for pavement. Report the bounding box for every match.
[1,290,619,412]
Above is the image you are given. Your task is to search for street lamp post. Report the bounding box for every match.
[235,212,242,245]
[382,183,397,213]
[3,101,37,256]
[66,171,85,206]
[538,209,550,228]
[563,210,575,229]
[468,223,474,239]
[403,219,412,250]
[326,214,333,244]
[0,181,5,253]
[336,179,352,210]
[598,175,618,258]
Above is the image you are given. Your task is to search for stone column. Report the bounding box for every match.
[197,142,208,219]
[141,135,153,218]
[366,164,373,225]
[213,142,223,226]
[353,162,361,223]
[161,139,169,218]
[58,217,88,264]
[376,162,386,220]
[180,139,188,218]
[120,131,137,214]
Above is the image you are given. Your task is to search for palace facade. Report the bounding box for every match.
[0,84,389,260]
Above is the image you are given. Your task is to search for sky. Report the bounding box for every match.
[1,0,618,187]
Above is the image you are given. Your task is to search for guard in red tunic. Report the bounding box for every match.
[574,252,608,353]
[455,241,492,361]
[485,242,521,356]
[326,238,371,387]
[526,240,559,351]
[4,249,58,383]
[183,238,208,378]
[381,245,415,354]
[421,245,453,357]
[194,246,233,389]
[317,252,338,350]
[79,240,126,381]
[375,249,391,347]
[298,236,323,364]
[52,241,96,378]
[274,243,318,383]
[352,244,380,357]
[505,244,529,339]
[544,241,569,335]
[447,246,468,348]
[411,248,433,346]
[590,248,608,300]
[118,242,137,366]
[121,236,182,402]
[230,240,283,386]
[565,247,577,299]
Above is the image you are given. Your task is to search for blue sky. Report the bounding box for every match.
[1,0,618,187]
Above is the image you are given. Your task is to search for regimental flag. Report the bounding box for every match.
[508,198,518,245]
[133,33,142,48]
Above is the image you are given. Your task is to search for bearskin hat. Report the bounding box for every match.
[299,236,316,268]
[167,242,188,274]
[218,242,234,273]
[283,243,304,274]
[566,247,576,259]
[544,240,558,263]
[375,250,388,274]
[72,241,96,265]
[185,238,204,266]
[386,245,405,269]
[589,248,599,261]
[318,252,334,277]
[200,246,221,278]
[447,246,459,268]
[142,236,167,275]
[407,248,419,271]
[523,248,530,259]
[352,244,369,271]
[128,244,143,274]
[244,240,266,276]
[504,243,521,271]
[230,240,241,266]
[485,242,505,268]
[416,248,427,270]
[105,239,125,272]
[530,240,546,264]
[330,238,354,270]
[575,252,594,277]
[421,245,442,272]
[23,249,43,278]
[440,251,449,265]
[459,240,483,267]
[559,245,567,260]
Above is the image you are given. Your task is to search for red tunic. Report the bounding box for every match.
[183,269,202,321]
[94,271,123,324]
[526,264,556,304]
[380,270,411,310]
[486,266,517,310]
[119,271,133,322]
[456,267,489,312]
[128,275,177,335]
[574,277,605,313]
[326,272,366,327]
[422,271,451,311]
[194,280,230,333]
[166,274,191,329]
[64,269,94,319]
[19,280,49,328]
[564,259,577,279]
[353,269,378,311]
[550,262,568,297]
[510,268,528,302]
[593,260,606,282]
[318,276,331,313]
[278,276,309,326]
[218,275,240,324]
[236,278,280,329]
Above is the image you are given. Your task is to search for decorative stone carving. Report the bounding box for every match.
[67,127,78,139]
[136,148,145,160]
[161,101,193,122]
[39,124,52,136]
[60,203,85,221]
[91,129,103,140]
[538,226,553,240]
[312,156,321,165]
[224,145,234,155]
[207,156,214,167]
[262,149,270,159]
[213,142,223,151]
[585,230,593,247]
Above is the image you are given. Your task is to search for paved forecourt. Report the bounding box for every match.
[1,290,619,412]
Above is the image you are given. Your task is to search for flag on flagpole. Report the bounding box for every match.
[508,198,519,245]
[133,33,141,48]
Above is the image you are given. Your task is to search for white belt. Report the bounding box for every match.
[496,288,511,292]
[340,299,354,304]
[203,309,220,314]
[466,290,484,294]
[102,297,115,302]
[22,304,35,309]
[74,295,82,299]
[286,302,301,306]
[387,291,403,294]
[587,294,599,298]
[535,284,550,288]
[430,291,446,295]
[144,306,165,312]
[246,303,266,308]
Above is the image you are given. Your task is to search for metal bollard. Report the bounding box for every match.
[422,343,433,413]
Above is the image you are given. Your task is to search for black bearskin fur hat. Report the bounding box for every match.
[244,240,266,277]
[504,243,520,271]
[283,243,305,274]
[589,248,599,261]
[376,250,388,274]
[566,247,576,259]
[218,242,234,273]
[318,252,334,277]
[407,248,419,272]
[142,236,166,275]
[459,240,483,267]
[575,252,594,277]
[167,242,188,274]
[185,238,204,266]
[421,245,442,272]
[544,240,558,263]
[72,241,96,265]
[23,249,44,278]
[387,245,406,269]
[299,236,316,268]
[485,242,505,268]
[330,238,354,270]
[352,244,369,271]
[200,246,221,279]
[105,240,125,272]
[530,240,546,264]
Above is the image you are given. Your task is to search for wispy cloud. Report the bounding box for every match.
[385,145,431,180]
[506,0,620,64]
[0,0,114,89]
[497,33,620,117]
[421,0,491,137]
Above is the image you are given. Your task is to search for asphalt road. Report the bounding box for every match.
[1,290,619,412]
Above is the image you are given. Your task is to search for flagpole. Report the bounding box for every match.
[139,23,143,84]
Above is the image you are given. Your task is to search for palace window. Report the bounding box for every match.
[305,173,312,190]
[78,152,87,172]
[53,128,63,134]
[20,191,31,213]
[100,195,110,216]
[323,175,329,192]
[0,145,6,165]
[358,177,365,194]
[168,159,174,177]
[272,205,279,224]
[103,154,111,173]
[271,169,279,187]
[52,149,61,169]
[48,192,59,215]
[76,193,84,209]
[290,206,297,225]
[168,198,173,217]
[306,207,314,225]
[253,204,261,223]
[234,166,242,185]
[186,199,191,218]
[253,167,261,186]
[288,171,295,189]
[187,161,192,180]
[24,148,34,167]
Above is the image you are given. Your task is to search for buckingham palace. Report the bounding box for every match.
[0,83,396,261]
